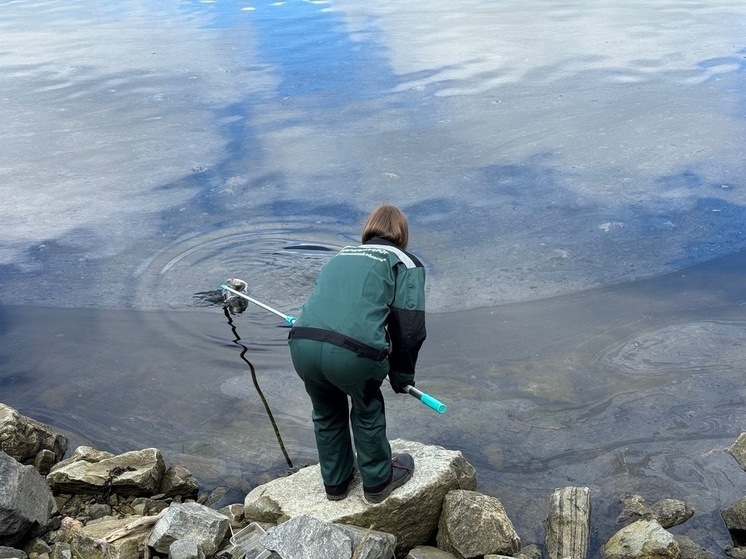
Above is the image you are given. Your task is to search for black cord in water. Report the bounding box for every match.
[223,306,293,469]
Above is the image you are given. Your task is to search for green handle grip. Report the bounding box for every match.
[405,386,447,414]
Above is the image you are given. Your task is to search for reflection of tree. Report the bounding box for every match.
[223,307,293,468]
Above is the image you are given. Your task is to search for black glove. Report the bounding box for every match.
[389,377,414,394]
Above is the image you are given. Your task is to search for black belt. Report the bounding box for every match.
[288,327,389,362]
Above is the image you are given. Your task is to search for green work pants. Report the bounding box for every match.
[288,338,392,489]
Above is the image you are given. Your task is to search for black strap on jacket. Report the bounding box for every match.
[288,327,389,362]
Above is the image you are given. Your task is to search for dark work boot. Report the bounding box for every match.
[363,453,415,504]
[325,470,354,501]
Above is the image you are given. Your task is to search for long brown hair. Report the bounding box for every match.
[361,204,409,249]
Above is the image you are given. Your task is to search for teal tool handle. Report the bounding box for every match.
[405,385,447,414]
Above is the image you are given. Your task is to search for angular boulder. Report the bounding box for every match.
[47,447,165,496]
[0,451,56,547]
[261,515,353,559]
[603,519,680,559]
[147,502,230,556]
[260,515,396,559]
[436,490,521,559]
[159,465,199,499]
[0,404,67,468]
[243,439,476,555]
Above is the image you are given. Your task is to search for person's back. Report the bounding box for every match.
[294,239,422,352]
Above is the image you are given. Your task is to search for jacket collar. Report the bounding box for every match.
[364,236,396,247]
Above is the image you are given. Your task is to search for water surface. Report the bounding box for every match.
[2,0,746,555]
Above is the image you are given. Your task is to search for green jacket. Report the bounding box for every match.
[290,237,427,384]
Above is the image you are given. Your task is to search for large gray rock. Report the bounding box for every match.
[722,497,746,547]
[546,486,591,559]
[0,451,56,547]
[617,495,653,524]
[603,520,680,559]
[147,502,230,555]
[261,515,353,559]
[260,515,396,559]
[436,490,521,559]
[0,404,67,469]
[47,447,165,496]
[243,439,476,555]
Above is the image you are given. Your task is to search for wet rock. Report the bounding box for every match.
[546,486,590,559]
[147,502,229,556]
[650,499,693,529]
[617,495,653,524]
[0,452,56,547]
[728,433,746,472]
[674,536,712,559]
[616,495,692,529]
[47,448,165,497]
[244,439,476,555]
[603,519,680,559]
[407,546,458,558]
[160,465,199,499]
[198,485,228,508]
[436,489,521,559]
[0,404,67,469]
[722,497,746,547]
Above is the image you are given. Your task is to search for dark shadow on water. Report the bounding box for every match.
[222,305,293,469]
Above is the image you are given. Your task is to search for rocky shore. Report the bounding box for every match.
[3,402,746,559]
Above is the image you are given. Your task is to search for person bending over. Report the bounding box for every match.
[288,204,427,503]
